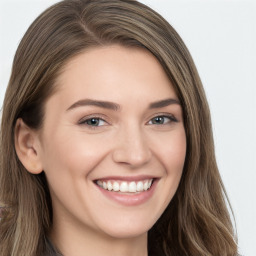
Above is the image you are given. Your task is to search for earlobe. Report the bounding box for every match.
[15,118,43,174]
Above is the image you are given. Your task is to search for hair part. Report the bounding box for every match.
[0,0,238,255]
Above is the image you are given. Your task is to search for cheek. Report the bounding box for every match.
[43,137,104,175]
[156,128,186,171]
[154,129,186,195]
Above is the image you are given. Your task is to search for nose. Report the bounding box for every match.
[112,125,152,168]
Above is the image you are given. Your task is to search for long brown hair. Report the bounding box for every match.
[0,0,238,255]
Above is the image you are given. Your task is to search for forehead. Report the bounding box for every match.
[49,45,178,108]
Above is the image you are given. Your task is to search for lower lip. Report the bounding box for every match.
[95,179,158,206]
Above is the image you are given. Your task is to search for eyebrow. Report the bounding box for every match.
[66,99,120,111]
[149,98,180,109]
[66,98,180,111]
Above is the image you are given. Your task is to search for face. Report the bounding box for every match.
[37,45,186,239]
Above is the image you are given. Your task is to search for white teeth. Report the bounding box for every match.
[120,182,128,192]
[107,181,113,191]
[128,181,137,192]
[143,181,149,191]
[96,179,153,193]
[136,181,144,192]
[113,182,119,192]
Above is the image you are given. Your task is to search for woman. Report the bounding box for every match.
[0,0,238,255]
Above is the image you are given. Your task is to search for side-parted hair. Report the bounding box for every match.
[0,0,238,255]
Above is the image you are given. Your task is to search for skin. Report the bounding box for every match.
[15,45,186,256]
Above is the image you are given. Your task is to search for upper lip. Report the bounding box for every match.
[94,175,159,182]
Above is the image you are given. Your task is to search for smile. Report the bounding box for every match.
[94,177,158,206]
[96,179,153,193]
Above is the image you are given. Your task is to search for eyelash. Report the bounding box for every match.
[147,114,178,125]
[78,114,108,129]
[78,114,178,129]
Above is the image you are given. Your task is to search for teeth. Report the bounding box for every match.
[97,180,103,186]
[143,181,149,191]
[136,181,144,192]
[96,179,153,193]
[107,181,113,191]
[113,182,119,192]
[128,181,137,192]
[120,182,128,192]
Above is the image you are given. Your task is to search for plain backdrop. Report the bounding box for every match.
[0,0,255,255]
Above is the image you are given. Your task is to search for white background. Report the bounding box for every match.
[0,0,255,255]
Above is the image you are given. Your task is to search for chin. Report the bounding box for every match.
[96,215,155,239]
[104,226,149,239]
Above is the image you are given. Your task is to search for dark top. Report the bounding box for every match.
[43,238,63,256]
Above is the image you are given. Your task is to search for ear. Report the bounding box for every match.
[15,118,43,174]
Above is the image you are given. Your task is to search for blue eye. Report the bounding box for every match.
[80,117,106,127]
[149,115,177,125]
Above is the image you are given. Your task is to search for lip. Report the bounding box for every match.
[94,176,159,206]
[95,175,157,182]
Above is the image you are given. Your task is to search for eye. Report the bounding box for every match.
[148,115,177,125]
[79,117,107,127]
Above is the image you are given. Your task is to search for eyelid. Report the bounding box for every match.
[147,113,178,125]
[77,112,178,128]
[78,114,110,125]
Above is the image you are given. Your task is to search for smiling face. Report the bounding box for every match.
[37,45,186,241]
